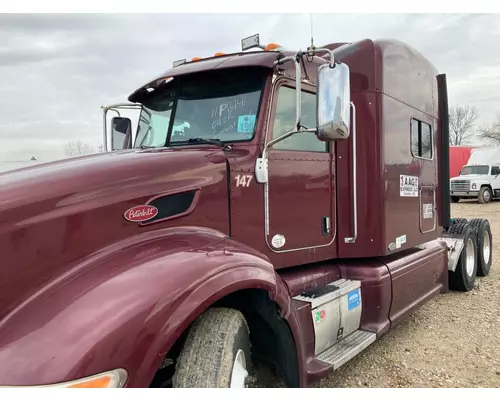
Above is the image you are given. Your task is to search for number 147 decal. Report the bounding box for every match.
[235,174,253,188]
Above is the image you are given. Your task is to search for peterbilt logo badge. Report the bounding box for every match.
[124,205,158,222]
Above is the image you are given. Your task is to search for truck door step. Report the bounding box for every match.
[316,329,376,370]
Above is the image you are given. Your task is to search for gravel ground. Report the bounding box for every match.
[254,200,500,388]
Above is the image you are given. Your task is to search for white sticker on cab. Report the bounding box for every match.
[400,175,419,197]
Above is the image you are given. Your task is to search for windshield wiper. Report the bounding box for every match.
[188,138,226,147]
[171,137,226,147]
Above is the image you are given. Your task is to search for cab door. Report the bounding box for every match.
[265,82,335,255]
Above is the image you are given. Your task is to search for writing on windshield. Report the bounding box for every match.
[134,68,265,148]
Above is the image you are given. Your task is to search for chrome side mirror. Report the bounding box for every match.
[316,62,351,141]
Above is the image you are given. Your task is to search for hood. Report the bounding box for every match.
[0,147,227,211]
[0,147,230,320]
[450,174,488,181]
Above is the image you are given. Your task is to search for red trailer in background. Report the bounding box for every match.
[450,146,477,178]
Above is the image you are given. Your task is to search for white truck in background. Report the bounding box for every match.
[450,147,500,203]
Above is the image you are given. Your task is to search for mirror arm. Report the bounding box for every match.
[307,46,336,68]
[273,55,295,66]
[101,102,142,152]
[274,55,304,131]
[295,58,302,131]
[262,128,316,160]
[101,106,109,152]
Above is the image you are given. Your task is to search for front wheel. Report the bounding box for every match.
[173,307,252,388]
[478,186,492,204]
[451,196,460,203]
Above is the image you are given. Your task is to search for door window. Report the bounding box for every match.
[272,86,327,152]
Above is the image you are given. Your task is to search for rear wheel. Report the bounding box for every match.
[173,307,252,388]
[450,217,468,226]
[478,186,492,204]
[448,222,477,291]
[468,218,492,277]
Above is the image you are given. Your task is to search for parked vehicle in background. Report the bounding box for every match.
[450,147,500,203]
[449,145,477,178]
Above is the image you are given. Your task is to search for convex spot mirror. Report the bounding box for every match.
[111,116,133,150]
[316,62,351,141]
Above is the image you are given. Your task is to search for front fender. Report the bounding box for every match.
[0,226,289,387]
[476,180,492,188]
[464,179,490,189]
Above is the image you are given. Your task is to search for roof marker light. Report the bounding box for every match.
[265,43,283,51]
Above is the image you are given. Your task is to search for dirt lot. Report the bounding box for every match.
[255,200,500,388]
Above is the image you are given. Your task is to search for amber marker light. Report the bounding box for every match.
[0,369,127,388]
[265,43,283,51]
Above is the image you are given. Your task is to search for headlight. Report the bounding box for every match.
[0,368,127,388]
[472,183,477,189]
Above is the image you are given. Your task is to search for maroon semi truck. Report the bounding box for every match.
[0,35,494,389]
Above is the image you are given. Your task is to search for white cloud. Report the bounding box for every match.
[0,13,499,161]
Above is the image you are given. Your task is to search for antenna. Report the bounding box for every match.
[307,13,316,56]
[310,13,314,47]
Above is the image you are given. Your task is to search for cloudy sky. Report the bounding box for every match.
[1,13,499,162]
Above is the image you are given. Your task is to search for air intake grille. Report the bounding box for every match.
[141,190,197,225]
[451,180,470,191]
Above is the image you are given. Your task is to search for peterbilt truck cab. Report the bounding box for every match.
[0,34,493,389]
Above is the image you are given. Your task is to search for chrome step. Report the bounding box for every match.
[316,329,376,370]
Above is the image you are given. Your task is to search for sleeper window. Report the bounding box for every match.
[411,118,433,159]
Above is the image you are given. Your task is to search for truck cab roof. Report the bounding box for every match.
[128,50,291,103]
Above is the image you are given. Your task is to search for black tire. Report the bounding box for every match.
[451,217,468,225]
[478,186,492,204]
[448,222,478,291]
[173,307,252,388]
[468,218,492,277]
[451,196,460,203]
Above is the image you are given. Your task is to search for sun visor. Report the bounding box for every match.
[128,51,280,103]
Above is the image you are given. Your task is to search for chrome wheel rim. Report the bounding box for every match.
[466,237,476,277]
[484,190,491,202]
[230,349,248,388]
[483,231,491,265]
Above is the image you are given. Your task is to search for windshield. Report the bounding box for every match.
[134,68,266,148]
[460,165,489,175]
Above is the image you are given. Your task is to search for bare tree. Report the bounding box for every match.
[449,105,478,145]
[63,139,94,157]
[477,113,500,145]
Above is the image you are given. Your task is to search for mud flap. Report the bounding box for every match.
[438,236,465,272]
